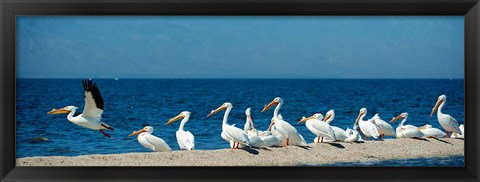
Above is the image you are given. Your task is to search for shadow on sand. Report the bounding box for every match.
[326,143,345,149]
[240,147,260,155]
[432,138,453,145]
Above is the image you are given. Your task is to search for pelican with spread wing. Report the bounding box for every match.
[47,79,113,138]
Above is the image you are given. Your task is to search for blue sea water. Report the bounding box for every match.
[301,155,464,166]
[16,79,464,161]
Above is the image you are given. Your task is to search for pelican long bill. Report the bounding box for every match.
[430,99,443,117]
[128,128,147,137]
[47,107,71,115]
[207,105,227,117]
[390,115,403,122]
[165,113,184,126]
[261,100,278,112]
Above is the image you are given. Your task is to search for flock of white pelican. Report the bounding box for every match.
[47,79,465,152]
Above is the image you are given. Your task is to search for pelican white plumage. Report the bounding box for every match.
[390,113,424,139]
[344,127,361,143]
[207,102,250,149]
[262,97,306,146]
[244,108,259,137]
[47,79,114,138]
[371,113,395,139]
[264,117,284,147]
[354,108,380,140]
[165,111,195,150]
[418,124,446,139]
[322,110,348,142]
[431,94,462,138]
[299,113,336,143]
[451,124,464,139]
[241,108,265,148]
[128,126,172,152]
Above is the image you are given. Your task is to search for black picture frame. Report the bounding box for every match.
[1,0,479,181]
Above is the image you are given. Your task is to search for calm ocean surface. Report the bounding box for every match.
[16,79,464,164]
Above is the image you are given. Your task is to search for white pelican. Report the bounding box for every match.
[207,102,250,149]
[371,113,395,139]
[244,108,259,137]
[128,126,171,152]
[299,113,336,143]
[323,110,348,142]
[263,117,284,147]
[165,111,195,150]
[344,127,361,143]
[240,108,265,148]
[390,113,424,139]
[262,97,306,146]
[354,108,380,140]
[418,124,446,138]
[451,124,464,139]
[431,94,462,138]
[47,79,114,138]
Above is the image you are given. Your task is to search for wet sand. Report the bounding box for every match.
[17,138,463,166]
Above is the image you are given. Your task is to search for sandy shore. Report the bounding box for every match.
[17,138,463,166]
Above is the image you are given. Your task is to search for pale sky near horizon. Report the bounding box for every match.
[16,16,464,79]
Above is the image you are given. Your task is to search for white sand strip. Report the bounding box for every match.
[17,138,463,166]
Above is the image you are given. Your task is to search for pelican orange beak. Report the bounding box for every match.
[299,115,316,123]
[128,128,147,137]
[47,107,71,115]
[431,99,444,117]
[354,111,364,126]
[323,114,332,122]
[165,113,185,126]
[390,115,404,122]
[207,104,227,117]
[261,100,278,112]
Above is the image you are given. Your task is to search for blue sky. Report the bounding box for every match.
[16,16,464,79]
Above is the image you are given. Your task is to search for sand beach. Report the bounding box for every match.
[17,138,463,166]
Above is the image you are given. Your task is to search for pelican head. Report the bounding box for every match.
[261,97,283,112]
[431,94,446,116]
[390,112,408,122]
[299,113,324,122]
[245,107,251,115]
[354,108,367,125]
[324,110,335,122]
[128,126,153,136]
[165,111,191,125]
[207,102,232,117]
[47,106,78,114]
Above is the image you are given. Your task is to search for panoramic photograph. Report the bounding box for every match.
[16,16,464,166]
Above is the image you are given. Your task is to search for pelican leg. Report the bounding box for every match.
[99,129,111,138]
[317,137,320,143]
[285,138,289,147]
[364,136,368,141]
[446,131,450,138]
[101,124,114,131]
[321,137,323,143]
